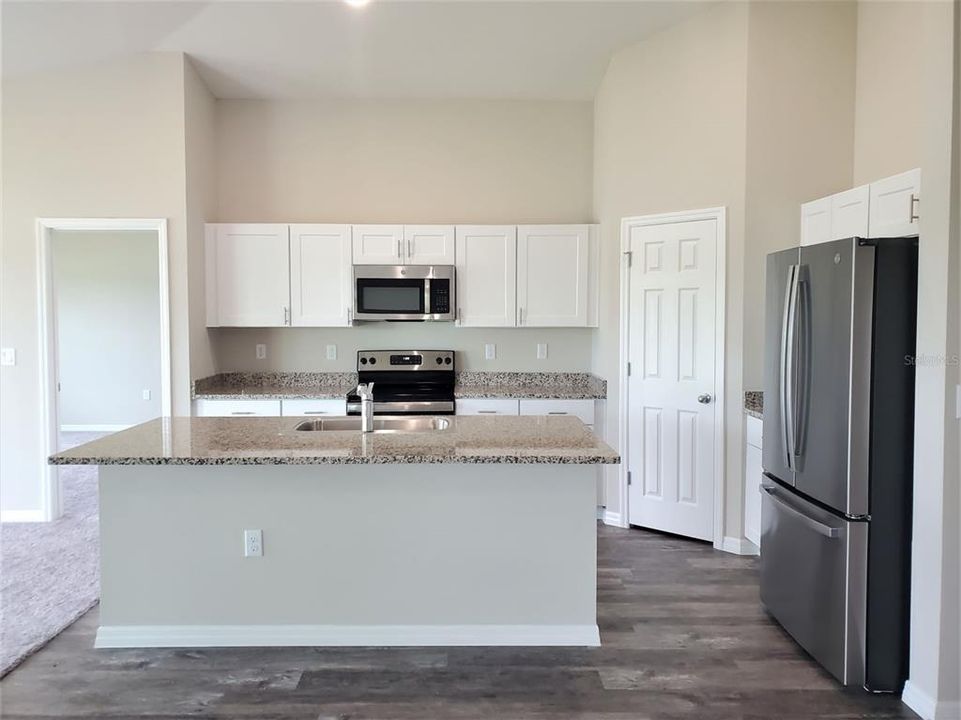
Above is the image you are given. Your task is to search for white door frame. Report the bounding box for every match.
[36,217,171,521]
[618,207,727,550]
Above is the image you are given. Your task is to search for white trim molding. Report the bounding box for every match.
[96,624,602,649]
[36,218,171,522]
[902,680,961,720]
[61,424,134,433]
[618,207,728,546]
[603,510,625,528]
[722,536,759,556]
[1,509,48,523]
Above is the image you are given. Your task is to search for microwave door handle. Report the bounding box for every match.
[424,277,431,315]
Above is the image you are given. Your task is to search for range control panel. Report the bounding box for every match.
[356,350,455,371]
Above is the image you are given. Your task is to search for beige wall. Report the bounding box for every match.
[210,98,595,372]
[0,53,196,515]
[743,1,857,388]
[592,1,750,528]
[853,1,925,185]
[52,230,162,426]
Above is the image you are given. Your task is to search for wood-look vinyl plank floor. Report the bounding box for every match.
[0,523,918,719]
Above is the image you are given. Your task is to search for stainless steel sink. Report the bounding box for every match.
[293,416,452,433]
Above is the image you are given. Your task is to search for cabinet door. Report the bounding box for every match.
[830,185,869,240]
[455,399,520,416]
[744,443,762,548]
[518,399,595,425]
[193,399,282,417]
[404,225,455,265]
[352,225,404,265]
[454,226,517,327]
[207,224,290,327]
[281,398,348,416]
[868,168,921,237]
[800,197,832,247]
[517,225,589,326]
[289,224,352,327]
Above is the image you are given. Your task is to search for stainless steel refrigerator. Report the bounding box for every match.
[761,236,917,693]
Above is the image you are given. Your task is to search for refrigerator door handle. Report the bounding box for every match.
[762,485,840,538]
[780,264,799,470]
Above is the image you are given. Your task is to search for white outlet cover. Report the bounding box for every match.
[537,343,548,360]
[326,344,337,360]
[0,348,15,366]
[244,529,263,557]
[255,343,267,360]
[142,389,151,401]
[485,343,496,360]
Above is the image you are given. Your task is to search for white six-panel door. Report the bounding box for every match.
[289,224,352,327]
[517,225,589,327]
[455,226,517,327]
[207,224,290,327]
[627,219,718,541]
[404,225,455,264]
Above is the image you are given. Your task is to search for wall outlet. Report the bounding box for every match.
[244,529,263,557]
[142,389,151,401]
[485,343,496,360]
[326,344,337,361]
[0,348,15,366]
[536,343,548,360]
[255,343,267,360]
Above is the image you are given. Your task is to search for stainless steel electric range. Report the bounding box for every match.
[345,350,455,416]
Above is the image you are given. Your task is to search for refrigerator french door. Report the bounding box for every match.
[760,237,917,693]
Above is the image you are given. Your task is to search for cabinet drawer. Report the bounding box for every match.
[281,399,347,417]
[746,414,763,449]
[455,398,520,416]
[193,399,281,417]
[519,399,595,425]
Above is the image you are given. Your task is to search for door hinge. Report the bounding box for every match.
[623,251,633,267]
[627,470,632,486]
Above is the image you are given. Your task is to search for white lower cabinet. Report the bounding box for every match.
[518,399,595,426]
[455,398,520,416]
[744,415,763,550]
[281,399,347,416]
[193,399,282,417]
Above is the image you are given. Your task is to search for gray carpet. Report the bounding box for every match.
[0,432,103,677]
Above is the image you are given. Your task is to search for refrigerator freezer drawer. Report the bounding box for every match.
[759,480,867,686]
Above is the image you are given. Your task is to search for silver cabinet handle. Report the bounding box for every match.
[697,394,713,404]
[347,306,352,325]
[478,410,498,414]
[283,306,290,325]
[910,193,920,222]
[303,411,329,415]
[547,411,568,415]
[397,238,403,259]
[762,486,840,538]
[407,238,413,259]
[230,411,256,415]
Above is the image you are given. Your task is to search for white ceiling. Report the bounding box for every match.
[2,1,709,100]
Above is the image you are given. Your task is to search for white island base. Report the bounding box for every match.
[95,463,599,648]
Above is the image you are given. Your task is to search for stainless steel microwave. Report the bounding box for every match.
[352,265,455,321]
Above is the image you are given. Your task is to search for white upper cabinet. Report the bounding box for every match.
[517,225,590,326]
[455,225,517,327]
[206,224,290,327]
[289,224,352,327]
[351,225,404,265]
[404,225,455,265]
[868,168,921,237]
[830,185,870,240]
[800,197,832,247]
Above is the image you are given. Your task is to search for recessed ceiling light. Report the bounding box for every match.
[344,0,370,7]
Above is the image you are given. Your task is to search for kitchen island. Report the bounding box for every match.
[51,416,618,649]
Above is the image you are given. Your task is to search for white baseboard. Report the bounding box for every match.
[602,510,626,528]
[721,536,760,556]
[902,680,961,720]
[95,624,601,649]
[1,509,47,523]
[596,506,605,520]
[61,424,132,432]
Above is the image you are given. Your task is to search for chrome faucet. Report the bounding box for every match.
[356,382,375,432]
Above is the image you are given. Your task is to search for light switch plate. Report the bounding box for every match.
[326,344,337,361]
[255,344,267,360]
[536,343,548,360]
[485,343,496,361]
[0,348,15,366]
[142,389,151,401]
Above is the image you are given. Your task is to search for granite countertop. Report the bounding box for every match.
[49,416,620,466]
[744,391,763,419]
[192,372,608,401]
